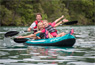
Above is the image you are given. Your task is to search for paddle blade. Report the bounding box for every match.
[14,38,28,43]
[64,21,78,25]
[5,31,19,37]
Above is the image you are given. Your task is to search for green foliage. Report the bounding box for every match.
[0,5,13,25]
[40,0,67,21]
[63,0,95,25]
[0,0,94,26]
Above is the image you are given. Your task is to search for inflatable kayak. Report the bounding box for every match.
[23,34,76,47]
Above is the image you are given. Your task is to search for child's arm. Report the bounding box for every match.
[34,31,42,35]
[17,34,36,38]
[54,19,68,27]
[17,31,42,38]
[48,33,53,38]
[54,15,64,23]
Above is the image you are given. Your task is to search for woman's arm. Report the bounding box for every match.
[54,15,64,23]
[27,22,36,32]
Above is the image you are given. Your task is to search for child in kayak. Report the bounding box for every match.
[17,15,65,39]
[17,22,52,39]
[34,19,68,38]
[17,15,68,39]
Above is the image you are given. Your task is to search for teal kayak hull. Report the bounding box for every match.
[25,34,76,47]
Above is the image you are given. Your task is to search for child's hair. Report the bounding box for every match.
[37,22,43,31]
[43,20,48,23]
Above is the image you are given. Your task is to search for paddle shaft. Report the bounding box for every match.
[4,20,78,37]
[62,21,78,25]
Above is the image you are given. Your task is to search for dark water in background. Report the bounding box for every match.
[0,26,95,65]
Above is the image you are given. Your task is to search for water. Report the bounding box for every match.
[0,26,95,65]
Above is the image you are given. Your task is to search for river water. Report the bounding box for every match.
[0,26,95,65]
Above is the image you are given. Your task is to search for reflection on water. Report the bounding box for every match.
[0,26,95,65]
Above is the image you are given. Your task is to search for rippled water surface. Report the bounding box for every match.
[0,26,95,65]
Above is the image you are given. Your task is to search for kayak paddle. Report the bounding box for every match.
[4,31,30,43]
[14,38,29,43]
[4,30,32,37]
[5,31,19,37]
[63,21,78,25]
[4,21,77,37]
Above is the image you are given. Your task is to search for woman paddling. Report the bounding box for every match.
[17,22,44,39]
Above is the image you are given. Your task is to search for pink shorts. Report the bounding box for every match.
[50,32,57,37]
